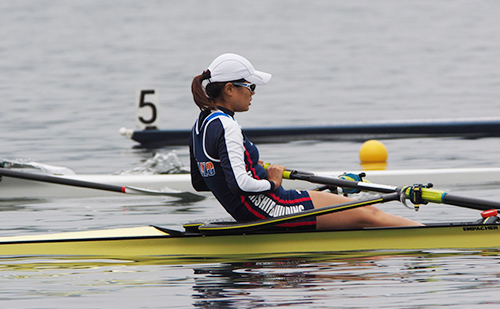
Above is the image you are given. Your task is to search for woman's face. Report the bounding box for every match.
[224,81,255,112]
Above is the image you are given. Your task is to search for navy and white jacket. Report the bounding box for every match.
[189,107,275,220]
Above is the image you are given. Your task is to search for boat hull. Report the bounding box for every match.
[122,117,500,147]
[1,224,499,260]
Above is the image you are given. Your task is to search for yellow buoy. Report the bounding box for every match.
[359,140,388,170]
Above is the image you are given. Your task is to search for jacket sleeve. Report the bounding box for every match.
[215,118,273,195]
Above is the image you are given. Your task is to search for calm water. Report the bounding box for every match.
[1,0,500,308]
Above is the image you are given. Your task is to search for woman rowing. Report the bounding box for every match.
[190,53,422,230]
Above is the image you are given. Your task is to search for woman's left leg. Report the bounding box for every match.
[307,190,423,230]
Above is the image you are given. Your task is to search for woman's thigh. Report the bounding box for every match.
[307,190,422,229]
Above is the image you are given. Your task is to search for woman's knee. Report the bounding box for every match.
[309,191,353,208]
[350,205,384,225]
[314,205,380,230]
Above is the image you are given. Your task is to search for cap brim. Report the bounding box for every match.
[245,70,272,85]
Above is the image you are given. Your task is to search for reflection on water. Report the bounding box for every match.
[0,198,45,210]
[1,250,500,307]
[190,251,500,308]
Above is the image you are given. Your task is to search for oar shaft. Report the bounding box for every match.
[0,168,203,199]
[287,171,398,194]
[442,194,500,211]
[0,168,125,193]
[286,169,500,211]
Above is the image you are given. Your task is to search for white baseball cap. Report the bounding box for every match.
[207,53,272,85]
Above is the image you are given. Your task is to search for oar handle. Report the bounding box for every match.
[283,169,314,179]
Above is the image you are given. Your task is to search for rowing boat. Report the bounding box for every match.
[2,170,500,260]
[120,117,500,147]
[125,92,500,147]
[1,220,499,260]
[2,166,500,199]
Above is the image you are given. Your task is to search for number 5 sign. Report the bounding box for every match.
[135,89,160,130]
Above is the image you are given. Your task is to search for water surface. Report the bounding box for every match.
[1,1,500,308]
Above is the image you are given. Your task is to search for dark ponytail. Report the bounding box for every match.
[191,70,246,111]
[191,70,215,111]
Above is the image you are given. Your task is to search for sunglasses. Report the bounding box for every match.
[232,82,256,93]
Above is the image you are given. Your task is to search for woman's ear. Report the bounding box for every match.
[223,82,235,97]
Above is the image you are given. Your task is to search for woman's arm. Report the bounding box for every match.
[215,118,274,194]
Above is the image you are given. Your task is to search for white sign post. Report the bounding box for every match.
[135,89,160,130]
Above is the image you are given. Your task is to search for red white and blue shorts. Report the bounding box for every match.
[241,187,317,230]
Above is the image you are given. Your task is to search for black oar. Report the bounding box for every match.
[0,168,200,199]
[199,193,400,235]
[284,169,399,194]
[284,168,500,211]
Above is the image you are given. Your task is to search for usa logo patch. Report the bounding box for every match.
[198,161,215,177]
